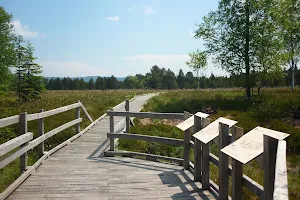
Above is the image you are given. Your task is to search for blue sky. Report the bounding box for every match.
[2,0,224,77]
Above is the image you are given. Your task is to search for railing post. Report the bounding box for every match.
[194,114,202,181]
[183,111,191,169]
[219,122,230,200]
[38,109,45,158]
[232,126,244,200]
[76,101,80,134]
[201,118,210,190]
[125,100,130,133]
[109,108,115,151]
[19,112,28,173]
[263,134,278,200]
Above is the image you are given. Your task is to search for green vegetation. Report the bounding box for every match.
[0,90,149,192]
[119,88,300,199]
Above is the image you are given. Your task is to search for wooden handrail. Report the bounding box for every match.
[107,132,184,146]
[0,115,19,128]
[0,133,33,157]
[107,110,185,120]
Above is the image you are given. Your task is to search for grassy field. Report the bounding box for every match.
[119,88,300,200]
[0,90,150,192]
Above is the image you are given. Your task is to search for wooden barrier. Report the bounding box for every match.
[0,101,97,200]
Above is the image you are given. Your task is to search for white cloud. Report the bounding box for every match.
[105,16,120,22]
[11,19,42,38]
[39,61,110,77]
[144,6,155,14]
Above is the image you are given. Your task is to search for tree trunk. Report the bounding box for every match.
[245,0,251,100]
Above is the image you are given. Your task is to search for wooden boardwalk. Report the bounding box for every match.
[7,94,216,200]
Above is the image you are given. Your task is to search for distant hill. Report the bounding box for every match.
[46,76,126,82]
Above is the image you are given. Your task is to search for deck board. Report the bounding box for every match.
[7,94,215,200]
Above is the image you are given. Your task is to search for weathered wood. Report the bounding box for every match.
[125,100,130,133]
[193,117,237,144]
[0,133,33,157]
[0,153,49,200]
[38,109,45,158]
[273,140,288,200]
[19,112,28,173]
[209,152,264,199]
[231,126,244,200]
[79,102,93,123]
[0,115,19,128]
[219,122,230,200]
[263,134,278,200]
[221,126,289,164]
[107,111,185,120]
[104,150,183,165]
[76,103,80,134]
[0,118,82,169]
[27,102,81,121]
[109,108,115,151]
[201,118,211,190]
[107,133,184,146]
[193,115,202,181]
[183,129,191,170]
[177,115,194,131]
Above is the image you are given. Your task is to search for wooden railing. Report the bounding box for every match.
[105,107,289,200]
[0,101,94,200]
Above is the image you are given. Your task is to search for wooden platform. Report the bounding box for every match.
[7,94,216,200]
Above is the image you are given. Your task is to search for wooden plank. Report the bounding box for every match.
[27,102,81,121]
[221,126,288,164]
[201,118,210,190]
[183,129,191,169]
[193,117,237,144]
[76,105,80,134]
[263,134,278,200]
[0,133,33,157]
[107,111,185,120]
[273,140,288,200]
[195,112,209,119]
[19,112,28,173]
[107,133,184,146]
[193,115,202,181]
[0,118,82,169]
[79,102,93,123]
[0,153,49,200]
[125,100,130,133]
[177,115,194,131]
[109,108,115,151]
[209,153,264,199]
[231,126,244,200]
[37,109,44,158]
[104,150,183,165]
[0,115,19,128]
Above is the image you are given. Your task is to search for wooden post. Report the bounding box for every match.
[194,115,202,181]
[109,108,115,151]
[201,118,211,190]
[231,126,244,200]
[263,135,278,200]
[219,122,230,200]
[19,112,28,173]
[38,109,44,158]
[76,101,80,134]
[183,111,191,169]
[125,100,130,133]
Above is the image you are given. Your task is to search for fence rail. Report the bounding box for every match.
[105,104,289,200]
[0,101,94,200]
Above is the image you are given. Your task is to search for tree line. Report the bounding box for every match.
[45,65,300,91]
